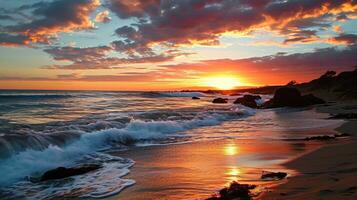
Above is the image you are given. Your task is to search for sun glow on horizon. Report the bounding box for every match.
[200,76,245,90]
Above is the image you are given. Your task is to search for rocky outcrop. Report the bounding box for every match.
[212,98,228,104]
[206,181,256,200]
[192,96,200,100]
[40,164,101,181]
[303,133,350,141]
[263,87,325,108]
[261,171,287,180]
[233,95,261,108]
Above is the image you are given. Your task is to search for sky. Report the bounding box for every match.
[0,0,356,91]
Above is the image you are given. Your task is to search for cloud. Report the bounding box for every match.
[106,0,357,56]
[159,44,357,85]
[95,10,111,23]
[42,45,181,70]
[44,46,113,63]
[3,45,356,85]
[333,25,343,33]
[0,33,30,46]
[0,0,100,46]
[327,33,357,45]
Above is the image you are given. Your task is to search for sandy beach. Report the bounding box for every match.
[263,102,357,200]
[110,139,320,200]
[101,104,353,200]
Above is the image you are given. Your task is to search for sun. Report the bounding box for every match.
[201,76,243,90]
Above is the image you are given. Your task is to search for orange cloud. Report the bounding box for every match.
[327,33,357,45]
[1,0,100,46]
[95,11,111,23]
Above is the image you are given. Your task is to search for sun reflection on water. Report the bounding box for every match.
[224,143,239,156]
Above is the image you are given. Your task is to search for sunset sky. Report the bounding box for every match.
[0,0,356,90]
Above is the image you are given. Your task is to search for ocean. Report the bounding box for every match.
[0,90,343,199]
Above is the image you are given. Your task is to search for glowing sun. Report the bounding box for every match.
[201,76,243,90]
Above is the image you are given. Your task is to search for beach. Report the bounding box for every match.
[103,106,351,199]
[0,90,355,200]
[107,103,357,200]
[263,103,357,199]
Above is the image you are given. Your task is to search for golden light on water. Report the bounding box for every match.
[224,143,239,156]
[200,76,243,90]
[226,166,242,182]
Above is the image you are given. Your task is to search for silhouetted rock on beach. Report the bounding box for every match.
[263,87,325,108]
[192,96,200,100]
[206,181,256,200]
[234,95,261,108]
[261,171,287,180]
[40,164,101,181]
[212,98,228,104]
[303,133,350,141]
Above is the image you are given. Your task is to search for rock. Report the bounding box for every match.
[263,87,325,108]
[192,96,200,100]
[233,95,261,108]
[212,98,228,104]
[329,113,357,119]
[261,171,287,180]
[40,164,101,181]
[303,133,350,141]
[302,94,326,105]
[206,181,256,200]
[303,135,335,141]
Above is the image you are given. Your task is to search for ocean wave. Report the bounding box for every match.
[0,153,135,199]
[0,106,253,187]
[0,94,72,100]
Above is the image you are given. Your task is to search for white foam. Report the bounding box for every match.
[1,154,135,199]
[0,108,251,187]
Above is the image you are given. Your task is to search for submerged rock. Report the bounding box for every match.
[40,164,101,181]
[233,95,261,108]
[263,87,325,108]
[192,96,201,100]
[212,98,228,104]
[261,171,287,180]
[206,181,256,200]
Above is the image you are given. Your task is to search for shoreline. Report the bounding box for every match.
[104,107,346,200]
[262,103,357,199]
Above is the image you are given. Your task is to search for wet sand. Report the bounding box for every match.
[103,105,355,200]
[108,138,338,199]
[264,103,357,199]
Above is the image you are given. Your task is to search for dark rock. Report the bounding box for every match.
[303,135,335,141]
[41,164,101,181]
[302,94,326,104]
[233,95,261,108]
[192,96,200,100]
[329,113,357,119]
[212,98,228,104]
[261,171,287,180]
[263,87,325,108]
[303,133,350,141]
[206,181,256,200]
